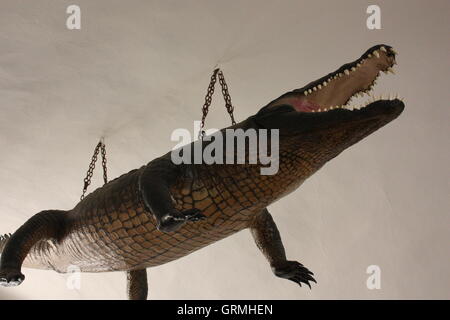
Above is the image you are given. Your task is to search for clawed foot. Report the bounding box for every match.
[0,269,25,287]
[272,260,316,289]
[157,208,206,232]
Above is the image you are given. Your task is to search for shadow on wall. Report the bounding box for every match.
[0,291,20,300]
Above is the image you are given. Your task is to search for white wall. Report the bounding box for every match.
[0,0,449,299]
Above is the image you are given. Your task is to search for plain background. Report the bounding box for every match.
[0,0,448,299]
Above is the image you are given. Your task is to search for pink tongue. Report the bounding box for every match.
[290,98,322,112]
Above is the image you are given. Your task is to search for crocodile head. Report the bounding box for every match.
[254,44,404,164]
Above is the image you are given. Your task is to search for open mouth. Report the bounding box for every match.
[273,45,403,113]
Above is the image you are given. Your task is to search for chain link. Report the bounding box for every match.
[199,68,236,139]
[80,140,108,201]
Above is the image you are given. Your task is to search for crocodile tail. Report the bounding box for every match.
[0,233,12,254]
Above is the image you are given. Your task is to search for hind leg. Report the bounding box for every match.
[0,210,67,286]
[126,269,148,300]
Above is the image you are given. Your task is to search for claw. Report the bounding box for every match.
[183,209,206,222]
[0,269,25,287]
[272,260,316,290]
[157,208,206,232]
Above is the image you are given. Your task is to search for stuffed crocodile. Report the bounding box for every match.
[0,44,404,299]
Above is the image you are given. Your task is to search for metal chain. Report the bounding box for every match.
[198,68,236,139]
[100,142,108,185]
[80,140,108,201]
[218,70,236,126]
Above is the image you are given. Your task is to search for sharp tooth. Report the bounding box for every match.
[313,86,317,91]
[323,81,327,86]
[323,107,328,111]
[318,108,321,112]
[304,90,308,96]
[318,84,322,89]
[351,67,356,71]
[357,63,361,67]
[339,73,343,77]
[344,69,350,75]
[373,50,380,58]
[387,67,395,74]
[391,48,398,54]
[368,53,372,58]
[380,46,387,52]
[308,89,312,94]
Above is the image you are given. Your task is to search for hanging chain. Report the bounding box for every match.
[100,141,108,185]
[198,68,236,139]
[80,139,108,201]
[199,68,219,138]
[217,70,236,126]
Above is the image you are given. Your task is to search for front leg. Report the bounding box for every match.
[140,157,205,233]
[249,208,316,288]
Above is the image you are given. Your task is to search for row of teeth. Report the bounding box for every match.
[303,46,396,96]
[311,94,404,112]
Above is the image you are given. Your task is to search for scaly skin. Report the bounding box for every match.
[6,122,316,273]
[0,44,404,299]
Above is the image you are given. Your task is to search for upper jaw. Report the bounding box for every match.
[268,44,403,114]
[297,45,396,97]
